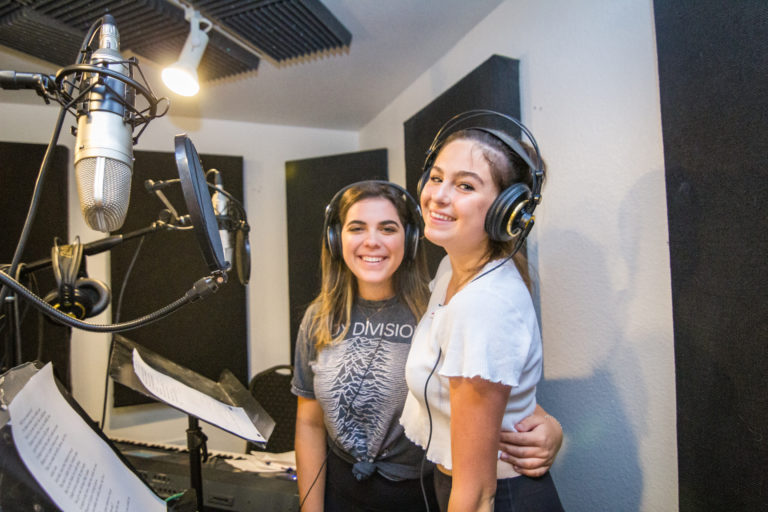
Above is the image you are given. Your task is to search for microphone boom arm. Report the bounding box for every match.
[0,71,57,103]
[20,221,170,274]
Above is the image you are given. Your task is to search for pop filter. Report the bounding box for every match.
[235,223,251,285]
[174,134,230,273]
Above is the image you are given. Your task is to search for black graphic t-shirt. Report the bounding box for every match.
[291,297,426,480]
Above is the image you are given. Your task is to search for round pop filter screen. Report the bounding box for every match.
[235,226,251,285]
[174,134,230,273]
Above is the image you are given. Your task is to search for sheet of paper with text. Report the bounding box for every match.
[9,363,166,512]
[132,348,265,443]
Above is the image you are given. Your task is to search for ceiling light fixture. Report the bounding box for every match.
[162,6,211,96]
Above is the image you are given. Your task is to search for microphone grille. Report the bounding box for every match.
[76,156,132,232]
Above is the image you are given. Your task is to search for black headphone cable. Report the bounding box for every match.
[298,335,384,510]
[419,346,442,512]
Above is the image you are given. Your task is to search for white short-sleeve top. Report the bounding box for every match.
[400,256,542,470]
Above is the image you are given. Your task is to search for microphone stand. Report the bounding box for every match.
[187,415,208,512]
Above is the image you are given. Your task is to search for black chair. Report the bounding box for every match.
[247,364,297,453]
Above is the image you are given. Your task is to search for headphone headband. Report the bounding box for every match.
[323,180,423,261]
[51,237,83,293]
[471,127,537,175]
[424,109,544,203]
[419,109,545,244]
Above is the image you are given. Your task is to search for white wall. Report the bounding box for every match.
[360,1,676,511]
[0,102,358,450]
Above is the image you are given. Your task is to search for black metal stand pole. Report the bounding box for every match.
[1,295,19,370]
[186,415,208,512]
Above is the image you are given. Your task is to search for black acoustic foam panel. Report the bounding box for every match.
[285,149,387,360]
[0,141,71,388]
[654,1,768,510]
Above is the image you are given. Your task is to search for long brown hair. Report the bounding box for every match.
[308,181,430,351]
[437,129,546,291]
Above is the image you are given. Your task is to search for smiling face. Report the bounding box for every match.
[420,138,501,260]
[341,197,406,300]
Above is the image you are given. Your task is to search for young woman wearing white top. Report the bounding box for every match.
[401,119,564,512]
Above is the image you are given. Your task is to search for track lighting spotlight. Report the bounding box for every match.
[162,7,211,96]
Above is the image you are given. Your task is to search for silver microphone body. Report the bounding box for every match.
[212,172,235,265]
[75,16,134,232]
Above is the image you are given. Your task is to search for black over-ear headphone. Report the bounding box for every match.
[323,180,423,262]
[417,109,545,244]
[44,237,110,320]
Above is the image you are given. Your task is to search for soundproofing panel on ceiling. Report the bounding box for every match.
[654,1,768,510]
[285,149,388,359]
[403,54,521,274]
[0,7,83,66]
[0,0,351,82]
[0,1,257,82]
[110,148,247,407]
[194,0,352,62]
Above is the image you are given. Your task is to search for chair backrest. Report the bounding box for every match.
[247,364,296,453]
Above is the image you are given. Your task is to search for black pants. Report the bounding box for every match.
[324,449,439,512]
[433,468,564,512]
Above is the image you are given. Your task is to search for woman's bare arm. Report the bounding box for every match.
[448,376,511,512]
[295,397,328,512]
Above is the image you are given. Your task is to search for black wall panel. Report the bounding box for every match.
[654,1,768,510]
[285,149,387,359]
[110,148,247,407]
[403,54,520,273]
[0,142,71,388]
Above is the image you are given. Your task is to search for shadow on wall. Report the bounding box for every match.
[539,372,642,512]
[534,214,657,511]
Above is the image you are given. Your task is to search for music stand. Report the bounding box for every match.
[108,334,275,511]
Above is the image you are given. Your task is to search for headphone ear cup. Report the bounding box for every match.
[403,223,420,262]
[44,279,110,320]
[43,286,87,320]
[485,183,531,242]
[43,288,64,311]
[74,278,110,318]
[325,224,342,260]
[322,198,343,260]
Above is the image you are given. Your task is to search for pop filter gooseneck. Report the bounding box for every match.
[174,134,230,273]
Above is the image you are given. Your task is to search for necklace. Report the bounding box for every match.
[358,296,393,326]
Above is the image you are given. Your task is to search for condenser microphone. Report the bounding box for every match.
[212,171,235,265]
[74,14,135,232]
